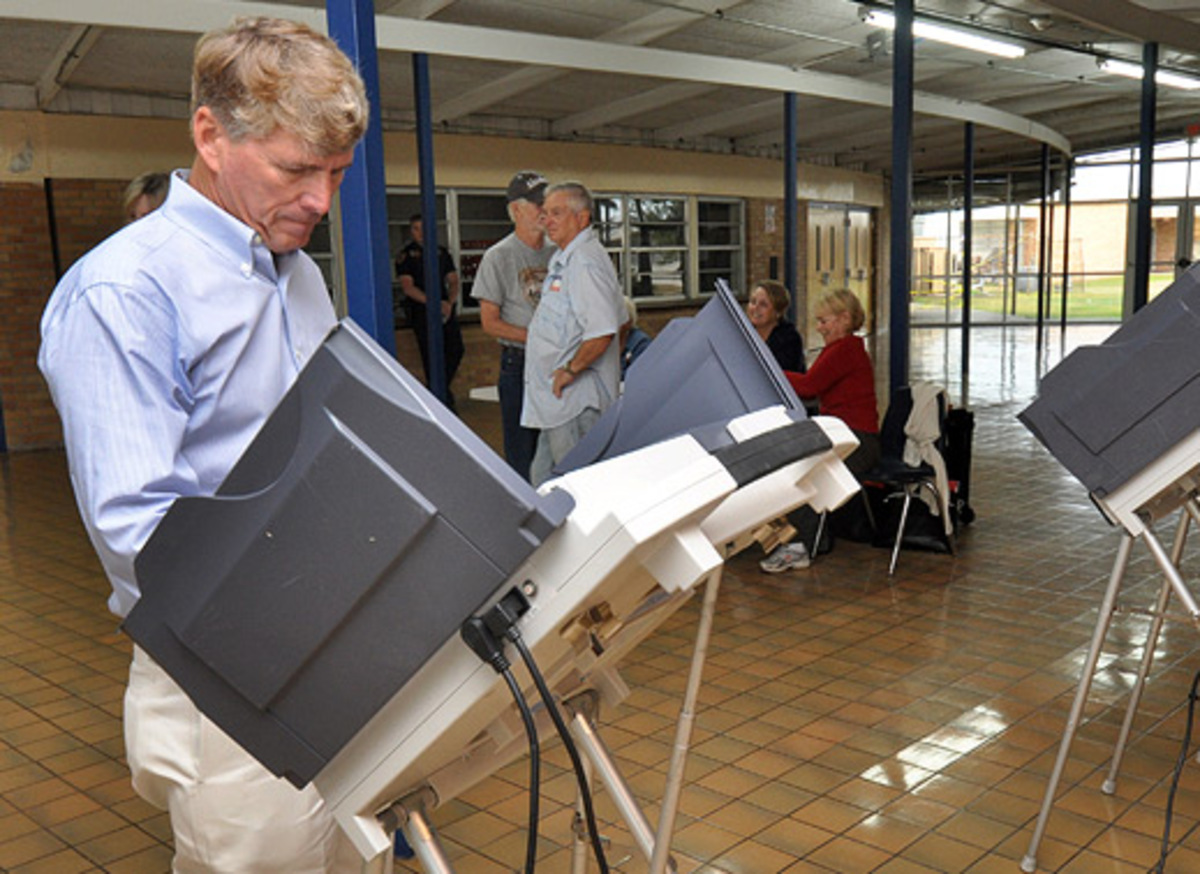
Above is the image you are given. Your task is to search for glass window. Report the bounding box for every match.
[304,219,335,293]
[628,197,687,298]
[697,198,743,295]
[387,192,449,258]
[1155,140,1190,160]
[360,187,745,309]
[1078,147,1132,165]
[593,196,625,248]
[1072,163,1132,201]
[698,200,739,245]
[1153,160,1189,198]
[456,193,509,305]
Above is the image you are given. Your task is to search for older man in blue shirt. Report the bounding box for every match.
[39,17,368,872]
[522,182,627,486]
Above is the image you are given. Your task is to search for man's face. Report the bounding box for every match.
[511,200,544,236]
[542,191,589,248]
[197,112,354,253]
[410,220,424,246]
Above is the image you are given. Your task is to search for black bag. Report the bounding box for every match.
[866,483,952,554]
[944,408,976,526]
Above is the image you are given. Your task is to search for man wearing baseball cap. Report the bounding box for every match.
[472,171,554,480]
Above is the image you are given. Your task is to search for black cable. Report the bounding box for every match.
[508,632,610,874]
[501,666,540,874]
[1152,664,1200,873]
[461,617,540,874]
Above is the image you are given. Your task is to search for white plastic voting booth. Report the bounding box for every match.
[125,296,860,872]
[315,406,858,867]
[1019,263,1200,872]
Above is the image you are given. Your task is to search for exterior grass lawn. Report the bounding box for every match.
[910,273,1173,321]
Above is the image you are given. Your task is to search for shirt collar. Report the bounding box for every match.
[162,169,281,282]
[553,225,596,268]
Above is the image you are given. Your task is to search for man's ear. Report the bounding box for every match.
[191,106,226,173]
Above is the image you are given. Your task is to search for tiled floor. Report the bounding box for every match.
[5,325,1200,873]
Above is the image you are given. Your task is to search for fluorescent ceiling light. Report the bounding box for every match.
[1098,57,1200,91]
[863,9,1026,59]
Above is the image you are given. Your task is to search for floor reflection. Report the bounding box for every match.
[910,323,1118,407]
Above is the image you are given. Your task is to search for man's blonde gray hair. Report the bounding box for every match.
[192,17,368,156]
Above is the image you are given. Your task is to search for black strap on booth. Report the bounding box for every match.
[710,420,833,488]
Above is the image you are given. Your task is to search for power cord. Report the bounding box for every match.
[485,589,612,874]
[460,616,540,874]
[1152,664,1200,873]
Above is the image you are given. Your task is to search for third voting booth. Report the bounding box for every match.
[1019,264,1200,872]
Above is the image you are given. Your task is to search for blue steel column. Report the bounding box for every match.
[784,92,798,321]
[1060,156,1073,332]
[889,0,914,396]
[1133,42,1158,313]
[1035,143,1049,368]
[413,52,448,403]
[326,0,396,355]
[961,122,973,408]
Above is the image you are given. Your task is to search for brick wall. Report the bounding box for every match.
[746,197,810,313]
[0,179,127,451]
[51,179,125,274]
[0,183,60,450]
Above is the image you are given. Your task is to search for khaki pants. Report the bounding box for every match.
[124,646,365,873]
[530,406,601,486]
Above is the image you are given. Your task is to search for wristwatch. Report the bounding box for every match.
[562,362,577,377]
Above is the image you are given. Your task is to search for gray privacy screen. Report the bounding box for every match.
[124,319,573,787]
[557,281,804,474]
[1019,264,1200,497]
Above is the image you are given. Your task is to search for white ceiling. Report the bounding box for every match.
[3,0,1200,178]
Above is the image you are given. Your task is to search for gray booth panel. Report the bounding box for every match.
[558,281,803,473]
[124,320,573,787]
[1019,264,1200,497]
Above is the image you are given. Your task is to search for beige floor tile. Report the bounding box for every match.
[7,368,1200,874]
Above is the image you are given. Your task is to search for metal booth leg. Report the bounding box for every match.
[1140,511,1200,623]
[811,510,827,559]
[1103,505,1194,795]
[403,805,454,874]
[1021,532,1135,873]
[379,788,455,874]
[565,568,723,874]
[889,491,913,575]
[649,568,722,874]
[568,700,666,871]
[569,732,595,874]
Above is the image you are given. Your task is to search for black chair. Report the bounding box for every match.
[863,385,953,575]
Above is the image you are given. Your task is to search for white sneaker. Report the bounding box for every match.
[759,543,810,573]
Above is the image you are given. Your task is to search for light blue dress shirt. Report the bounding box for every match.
[39,171,336,618]
[521,226,624,430]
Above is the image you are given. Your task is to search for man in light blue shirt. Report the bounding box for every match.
[39,17,368,872]
[522,182,626,485]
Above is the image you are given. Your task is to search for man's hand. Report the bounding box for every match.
[552,367,576,398]
[441,300,453,323]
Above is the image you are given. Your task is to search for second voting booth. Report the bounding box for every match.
[124,289,862,871]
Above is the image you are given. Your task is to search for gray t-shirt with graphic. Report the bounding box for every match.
[472,231,554,348]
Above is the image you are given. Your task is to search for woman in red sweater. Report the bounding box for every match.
[786,289,880,478]
[760,289,881,573]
